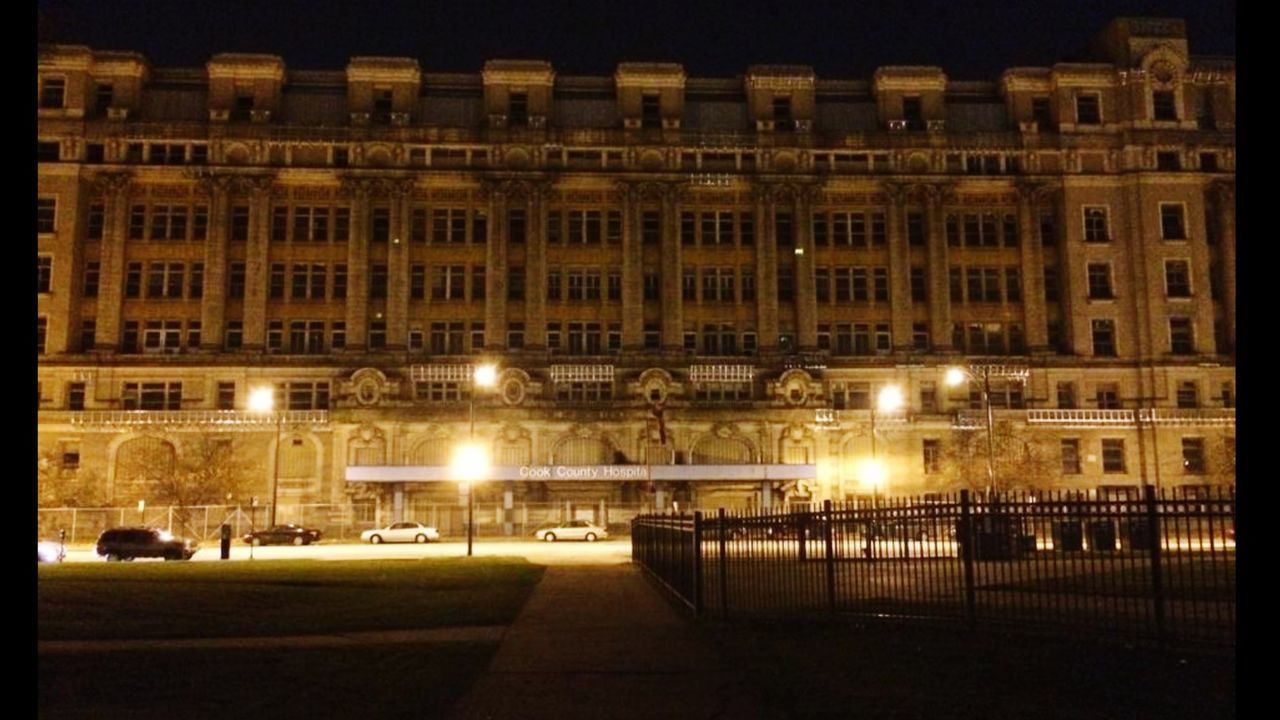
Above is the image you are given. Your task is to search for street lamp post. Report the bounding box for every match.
[248,387,282,528]
[460,364,497,557]
[862,384,904,502]
[945,364,1029,500]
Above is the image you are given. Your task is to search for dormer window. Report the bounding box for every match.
[903,96,923,131]
[1031,97,1052,128]
[1153,90,1178,121]
[40,77,65,109]
[1075,94,1101,125]
[641,94,661,129]
[232,92,254,122]
[772,97,793,131]
[373,88,393,124]
[94,83,114,117]
[509,92,528,126]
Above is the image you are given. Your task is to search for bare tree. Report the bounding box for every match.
[938,420,1060,495]
[144,434,253,536]
[38,451,105,508]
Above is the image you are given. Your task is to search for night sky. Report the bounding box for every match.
[37,0,1234,79]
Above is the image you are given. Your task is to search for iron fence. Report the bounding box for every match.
[633,486,1235,649]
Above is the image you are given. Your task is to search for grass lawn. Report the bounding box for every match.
[38,558,544,720]
[38,557,544,640]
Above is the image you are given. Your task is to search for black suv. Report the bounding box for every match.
[95,527,199,561]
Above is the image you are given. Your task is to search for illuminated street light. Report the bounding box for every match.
[460,363,498,556]
[868,383,904,500]
[452,442,491,557]
[248,386,282,527]
[945,364,1029,499]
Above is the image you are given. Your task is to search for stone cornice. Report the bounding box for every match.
[207,54,286,82]
[746,65,816,91]
[873,67,947,93]
[614,63,686,89]
[482,60,555,87]
[346,57,422,85]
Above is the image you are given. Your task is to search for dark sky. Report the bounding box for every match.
[37,0,1235,79]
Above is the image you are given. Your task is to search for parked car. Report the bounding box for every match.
[95,527,198,561]
[38,540,65,563]
[361,522,440,544]
[243,524,322,546]
[534,520,608,542]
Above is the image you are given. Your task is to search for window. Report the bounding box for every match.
[922,439,940,474]
[79,319,95,351]
[1061,439,1081,474]
[1043,266,1059,302]
[67,381,86,411]
[508,209,526,244]
[1075,94,1100,125]
[189,263,204,298]
[86,144,105,164]
[777,266,794,302]
[1181,438,1206,474]
[371,208,391,243]
[506,322,525,350]
[370,264,388,299]
[40,77,66,108]
[1091,320,1117,357]
[37,256,52,294]
[642,212,660,245]
[1083,207,1109,242]
[1160,204,1187,240]
[902,96,923,130]
[1087,263,1113,300]
[292,207,331,242]
[86,203,105,240]
[146,262,185,299]
[373,88,393,123]
[142,320,183,353]
[1101,439,1125,473]
[368,321,387,351]
[1005,268,1022,302]
[291,264,326,300]
[1169,317,1195,355]
[227,263,246,299]
[333,265,347,299]
[410,265,426,300]
[608,271,622,301]
[741,271,756,301]
[269,263,286,299]
[641,93,661,129]
[508,92,528,125]
[37,141,60,162]
[1220,382,1235,409]
[773,96,793,130]
[775,212,793,246]
[225,321,243,350]
[1176,381,1199,409]
[330,322,345,351]
[122,382,183,410]
[334,208,351,242]
[37,317,47,355]
[508,268,524,300]
[38,198,56,233]
[473,268,488,301]
[1095,383,1121,409]
[217,382,236,410]
[1152,91,1177,121]
[912,323,929,352]
[1057,382,1076,409]
[1200,153,1219,172]
[910,267,927,302]
[231,206,250,241]
[1156,152,1181,172]
[1165,260,1191,298]
[1031,97,1052,128]
[125,262,142,298]
[682,270,697,302]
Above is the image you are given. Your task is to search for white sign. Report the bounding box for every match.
[519,465,650,481]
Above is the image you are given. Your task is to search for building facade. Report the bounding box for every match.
[37,18,1235,528]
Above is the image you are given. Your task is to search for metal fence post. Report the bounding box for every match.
[823,499,836,613]
[692,511,703,617]
[960,490,976,627]
[1144,484,1166,645]
[718,508,729,620]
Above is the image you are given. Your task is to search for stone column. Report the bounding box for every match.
[1016,181,1050,353]
[884,182,914,352]
[240,175,276,352]
[1213,181,1236,351]
[91,172,132,352]
[525,182,548,352]
[386,178,414,351]
[484,182,509,351]
[660,183,685,352]
[924,183,953,351]
[620,183,645,351]
[754,184,780,353]
[197,175,232,352]
[342,178,372,353]
[794,185,819,352]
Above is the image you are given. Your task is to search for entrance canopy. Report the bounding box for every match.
[346,464,816,483]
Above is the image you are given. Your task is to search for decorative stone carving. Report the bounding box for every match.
[775,368,816,407]
[636,368,674,405]
[499,368,529,407]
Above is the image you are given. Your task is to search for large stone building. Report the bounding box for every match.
[37,17,1235,532]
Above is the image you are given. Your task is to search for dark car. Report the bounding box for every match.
[243,524,323,546]
[96,527,198,561]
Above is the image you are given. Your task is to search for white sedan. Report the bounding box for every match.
[360,522,440,544]
[534,520,609,542]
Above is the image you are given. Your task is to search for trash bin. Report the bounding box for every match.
[1052,521,1084,551]
[220,523,232,560]
[1123,519,1153,550]
[1087,520,1116,551]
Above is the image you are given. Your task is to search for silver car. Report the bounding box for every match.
[534,520,608,542]
[361,522,440,544]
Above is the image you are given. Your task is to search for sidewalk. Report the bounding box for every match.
[449,563,775,720]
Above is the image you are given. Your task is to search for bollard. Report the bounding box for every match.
[220,523,232,560]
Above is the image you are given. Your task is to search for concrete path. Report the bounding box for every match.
[449,564,775,720]
[37,626,506,654]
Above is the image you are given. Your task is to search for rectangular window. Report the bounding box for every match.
[79,319,96,351]
[189,263,204,299]
[1083,207,1110,242]
[909,267,926,303]
[508,267,524,300]
[269,263,286,299]
[739,213,754,245]
[216,382,236,410]
[1152,91,1177,121]
[1091,319,1117,357]
[368,321,387,351]
[1087,263,1113,299]
[681,212,695,245]
[777,266,794,302]
[225,321,243,351]
[1156,152,1181,172]
[1101,439,1126,473]
[907,212,925,246]
[506,322,525,350]
[1169,317,1195,355]
[1056,382,1077,409]
[231,206,250,241]
[1075,94,1101,125]
[642,211,660,245]
[1160,203,1187,240]
[371,208,391,243]
[1165,260,1191,297]
[682,270,697,302]
[67,381,87,411]
[40,77,65,108]
[1095,383,1121,410]
[330,322,346,351]
[410,265,426,300]
[1181,438,1206,474]
[271,206,288,242]
[1176,381,1199,409]
[1005,268,1022,302]
[38,198,57,233]
[508,210,526,244]
[37,256,52,294]
[775,212,794,246]
[369,264,388,299]
[1061,439,1082,474]
[333,265,348,300]
[471,267,485,301]
[227,263,246,299]
[1032,97,1052,127]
